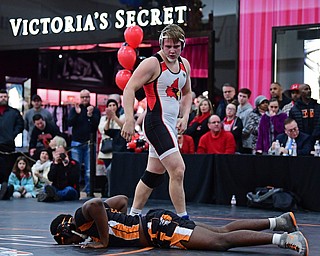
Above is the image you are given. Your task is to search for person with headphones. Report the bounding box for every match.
[121,24,192,219]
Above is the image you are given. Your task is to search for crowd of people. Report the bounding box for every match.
[0,23,310,255]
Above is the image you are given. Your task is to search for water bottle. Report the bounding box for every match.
[231,195,236,206]
[274,140,281,156]
[291,139,297,156]
[314,140,320,157]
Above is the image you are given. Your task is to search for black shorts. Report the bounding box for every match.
[142,209,196,249]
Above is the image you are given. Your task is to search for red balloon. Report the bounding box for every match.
[117,45,136,70]
[124,25,144,48]
[115,69,132,90]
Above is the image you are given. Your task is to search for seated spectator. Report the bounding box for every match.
[31,148,53,195]
[8,156,35,198]
[0,182,14,200]
[268,118,313,156]
[185,98,214,150]
[222,102,243,153]
[178,134,195,154]
[29,114,62,157]
[197,115,236,154]
[256,98,287,154]
[243,95,269,154]
[37,146,80,202]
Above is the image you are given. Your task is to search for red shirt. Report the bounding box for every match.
[197,130,236,154]
[178,135,195,154]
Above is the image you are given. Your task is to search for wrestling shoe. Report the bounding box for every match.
[279,231,309,256]
[274,212,299,233]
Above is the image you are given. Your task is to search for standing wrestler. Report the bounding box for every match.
[121,24,192,219]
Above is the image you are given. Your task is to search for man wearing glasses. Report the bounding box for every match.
[68,89,100,196]
[268,118,312,156]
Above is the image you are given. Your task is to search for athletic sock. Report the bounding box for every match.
[177,211,189,220]
[272,234,281,245]
[269,217,276,230]
[129,208,142,216]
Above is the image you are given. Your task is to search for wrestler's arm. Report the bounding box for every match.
[121,57,159,141]
[104,195,128,213]
[177,57,192,134]
[81,198,109,249]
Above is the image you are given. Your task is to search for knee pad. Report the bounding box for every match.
[141,170,165,188]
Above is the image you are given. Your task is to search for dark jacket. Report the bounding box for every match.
[185,116,210,150]
[275,132,313,156]
[0,106,24,151]
[29,122,62,149]
[68,104,100,142]
[222,117,243,153]
[289,98,320,139]
[48,159,81,196]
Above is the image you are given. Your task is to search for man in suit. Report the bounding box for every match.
[269,118,312,156]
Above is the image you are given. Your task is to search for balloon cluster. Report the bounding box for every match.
[116,25,144,90]
[126,133,149,153]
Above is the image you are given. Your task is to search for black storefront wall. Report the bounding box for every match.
[0,0,207,94]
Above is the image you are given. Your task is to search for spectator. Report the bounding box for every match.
[48,135,67,150]
[29,114,62,157]
[37,146,80,202]
[185,98,214,150]
[97,99,125,197]
[8,156,35,198]
[68,89,100,195]
[222,102,243,153]
[268,118,312,156]
[243,95,269,154]
[197,115,236,154]
[289,83,320,140]
[216,83,237,119]
[0,89,24,184]
[256,98,287,154]
[108,94,124,115]
[282,84,300,115]
[236,88,253,153]
[24,94,54,143]
[269,82,291,110]
[177,134,195,154]
[31,148,53,195]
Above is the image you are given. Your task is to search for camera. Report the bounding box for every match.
[59,153,68,164]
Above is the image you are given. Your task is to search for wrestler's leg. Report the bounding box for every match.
[195,219,270,233]
[183,226,273,251]
[161,151,186,215]
[130,156,165,212]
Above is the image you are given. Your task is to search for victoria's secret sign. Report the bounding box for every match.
[9,6,187,37]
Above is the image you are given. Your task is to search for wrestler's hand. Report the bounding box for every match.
[121,119,135,142]
[81,241,107,249]
[176,117,188,135]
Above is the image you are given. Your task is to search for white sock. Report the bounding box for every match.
[129,208,142,216]
[269,217,276,230]
[177,211,188,217]
[272,234,282,245]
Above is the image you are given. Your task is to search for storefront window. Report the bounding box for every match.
[273,24,320,101]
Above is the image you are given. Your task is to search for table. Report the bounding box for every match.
[110,153,320,211]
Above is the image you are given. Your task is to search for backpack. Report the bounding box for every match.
[246,186,298,211]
